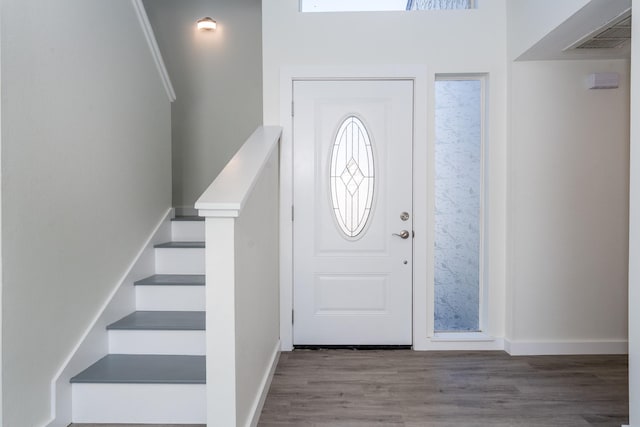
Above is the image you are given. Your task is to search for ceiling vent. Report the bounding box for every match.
[566,10,631,50]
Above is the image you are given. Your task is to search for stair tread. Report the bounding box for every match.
[134,274,205,286]
[155,241,205,249]
[70,354,205,384]
[172,215,204,222]
[107,311,205,331]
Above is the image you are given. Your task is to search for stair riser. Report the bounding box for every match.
[72,383,206,424]
[172,221,205,242]
[136,286,205,311]
[108,330,205,355]
[155,248,205,274]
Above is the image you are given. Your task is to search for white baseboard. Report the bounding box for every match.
[248,340,281,427]
[131,0,175,103]
[45,208,173,427]
[413,337,628,355]
[505,339,628,356]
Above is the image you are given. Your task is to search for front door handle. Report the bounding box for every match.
[393,230,410,239]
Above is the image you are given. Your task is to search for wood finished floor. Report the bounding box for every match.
[258,350,629,427]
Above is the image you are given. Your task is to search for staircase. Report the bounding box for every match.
[70,216,207,424]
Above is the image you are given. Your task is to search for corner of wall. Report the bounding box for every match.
[628,2,640,423]
[0,13,4,424]
[506,0,590,61]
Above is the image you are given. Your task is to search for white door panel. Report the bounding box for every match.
[293,80,414,345]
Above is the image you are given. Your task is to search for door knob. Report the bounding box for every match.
[393,230,410,239]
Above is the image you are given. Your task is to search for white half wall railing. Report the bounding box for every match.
[195,126,282,427]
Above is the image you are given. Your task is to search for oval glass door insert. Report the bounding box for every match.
[330,116,375,238]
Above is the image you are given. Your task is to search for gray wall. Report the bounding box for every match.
[143,0,263,212]
[1,0,172,425]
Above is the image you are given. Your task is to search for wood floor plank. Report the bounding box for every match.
[258,350,628,427]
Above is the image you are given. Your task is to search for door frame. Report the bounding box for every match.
[279,66,429,351]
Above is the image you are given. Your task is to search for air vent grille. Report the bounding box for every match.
[568,12,631,50]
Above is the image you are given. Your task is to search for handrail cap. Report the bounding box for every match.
[195,126,282,218]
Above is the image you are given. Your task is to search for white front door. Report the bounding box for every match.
[292,79,414,345]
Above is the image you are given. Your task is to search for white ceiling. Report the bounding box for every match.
[516,0,631,61]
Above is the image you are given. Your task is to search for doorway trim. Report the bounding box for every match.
[279,65,429,351]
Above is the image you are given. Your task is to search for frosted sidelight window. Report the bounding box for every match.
[330,116,375,238]
[434,78,482,332]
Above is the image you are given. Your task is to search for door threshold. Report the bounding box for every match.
[294,345,412,351]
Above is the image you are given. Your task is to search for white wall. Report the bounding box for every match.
[506,0,589,60]
[143,0,263,213]
[1,0,172,425]
[628,1,640,423]
[234,147,280,426]
[263,0,509,342]
[264,0,508,125]
[508,59,629,354]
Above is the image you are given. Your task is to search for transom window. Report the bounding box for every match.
[301,0,475,12]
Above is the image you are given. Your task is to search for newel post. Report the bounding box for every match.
[202,215,238,425]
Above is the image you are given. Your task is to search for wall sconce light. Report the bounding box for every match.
[197,17,217,31]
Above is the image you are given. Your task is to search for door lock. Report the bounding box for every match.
[400,212,410,221]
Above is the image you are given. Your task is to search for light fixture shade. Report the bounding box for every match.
[197,17,217,31]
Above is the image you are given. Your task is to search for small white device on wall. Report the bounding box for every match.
[587,73,620,89]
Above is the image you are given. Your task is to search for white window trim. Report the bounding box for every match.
[299,0,477,13]
[279,65,429,351]
[419,74,495,350]
[432,332,494,342]
[279,67,500,351]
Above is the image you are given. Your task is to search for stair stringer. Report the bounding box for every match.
[45,208,173,427]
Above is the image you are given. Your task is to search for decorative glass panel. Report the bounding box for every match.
[434,79,482,332]
[330,116,375,238]
[301,0,475,12]
[407,0,472,10]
